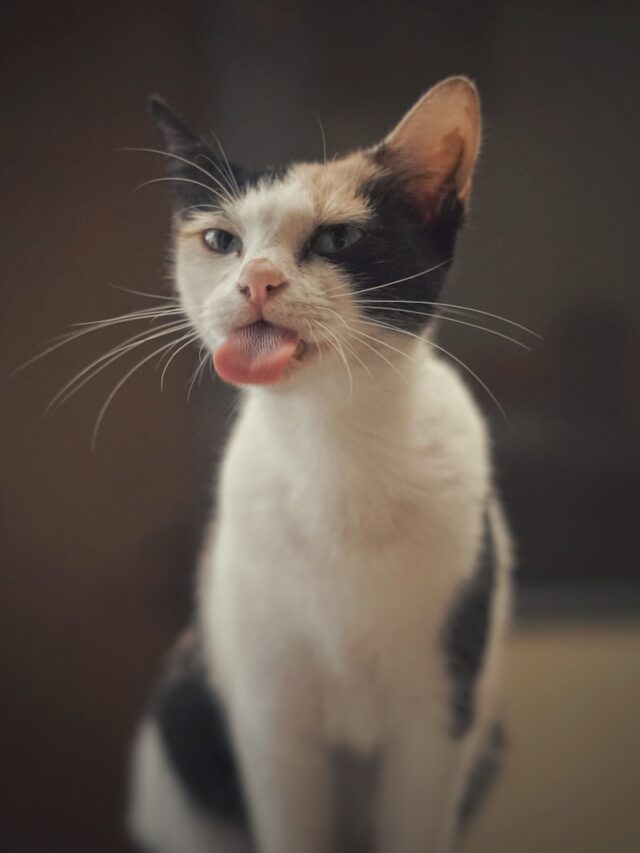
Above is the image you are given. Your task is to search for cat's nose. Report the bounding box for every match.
[237,259,288,307]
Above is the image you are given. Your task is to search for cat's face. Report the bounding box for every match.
[151,77,480,388]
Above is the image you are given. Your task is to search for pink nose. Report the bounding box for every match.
[238,259,288,307]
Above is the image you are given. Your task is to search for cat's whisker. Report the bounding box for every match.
[315,320,354,399]
[177,203,221,218]
[358,305,531,350]
[187,345,211,400]
[160,334,199,391]
[70,307,184,330]
[107,282,180,302]
[200,150,238,201]
[12,306,184,375]
[132,176,228,203]
[306,306,373,379]
[357,297,540,339]
[47,320,192,412]
[91,331,196,449]
[209,132,242,199]
[344,326,413,388]
[357,317,508,422]
[330,331,373,380]
[429,337,508,423]
[48,322,192,413]
[323,258,451,298]
[305,320,327,370]
[225,386,246,426]
[351,321,422,364]
[317,117,328,164]
[121,147,234,202]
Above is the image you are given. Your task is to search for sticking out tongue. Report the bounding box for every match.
[213,321,300,385]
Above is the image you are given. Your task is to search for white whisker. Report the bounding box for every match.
[304,321,325,370]
[359,305,530,349]
[12,306,184,375]
[357,317,508,422]
[209,132,242,199]
[133,175,227,202]
[70,307,183,329]
[357,297,540,339]
[177,203,221,218]
[324,258,451,298]
[307,306,373,378]
[160,334,199,391]
[107,282,180,302]
[47,320,191,412]
[187,346,211,400]
[121,147,234,202]
[346,326,412,387]
[317,117,328,164]
[91,331,195,449]
[315,320,353,399]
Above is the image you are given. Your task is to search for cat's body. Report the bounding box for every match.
[128,78,513,853]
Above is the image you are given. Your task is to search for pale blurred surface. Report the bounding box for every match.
[466,622,640,853]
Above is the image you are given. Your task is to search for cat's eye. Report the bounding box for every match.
[202,228,242,255]
[311,224,364,256]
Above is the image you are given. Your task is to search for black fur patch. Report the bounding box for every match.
[148,96,287,217]
[315,169,464,333]
[148,632,247,824]
[459,721,505,827]
[441,510,496,739]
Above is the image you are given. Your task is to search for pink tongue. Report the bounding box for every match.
[213,321,300,385]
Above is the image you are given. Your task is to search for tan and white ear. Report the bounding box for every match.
[378,76,481,211]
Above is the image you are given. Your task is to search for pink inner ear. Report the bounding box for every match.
[388,128,468,216]
[380,77,481,208]
[374,144,459,225]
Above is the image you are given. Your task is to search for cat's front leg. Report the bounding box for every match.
[374,716,463,853]
[230,702,335,853]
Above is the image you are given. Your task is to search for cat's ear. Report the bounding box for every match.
[149,96,201,154]
[147,96,236,212]
[375,77,481,215]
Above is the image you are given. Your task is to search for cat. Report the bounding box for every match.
[127,76,513,853]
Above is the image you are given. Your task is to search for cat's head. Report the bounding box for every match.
[150,77,480,389]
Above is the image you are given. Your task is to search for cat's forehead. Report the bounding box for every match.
[234,151,381,231]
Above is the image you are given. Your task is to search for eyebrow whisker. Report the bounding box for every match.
[123,147,236,202]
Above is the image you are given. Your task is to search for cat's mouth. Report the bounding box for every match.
[212,320,309,385]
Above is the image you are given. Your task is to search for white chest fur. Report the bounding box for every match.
[200,349,491,755]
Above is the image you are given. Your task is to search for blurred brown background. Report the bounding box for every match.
[2,2,639,851]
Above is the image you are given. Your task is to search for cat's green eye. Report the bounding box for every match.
[311,224,364,256]
[202,228,242,255]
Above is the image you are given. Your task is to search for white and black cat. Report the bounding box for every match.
[128,77,513,853]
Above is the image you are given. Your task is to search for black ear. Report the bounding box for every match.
[147,95,239,214]
[149,96,201,154]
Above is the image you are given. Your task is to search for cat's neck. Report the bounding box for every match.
[245,337,427,460]
[237,338,438,537]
